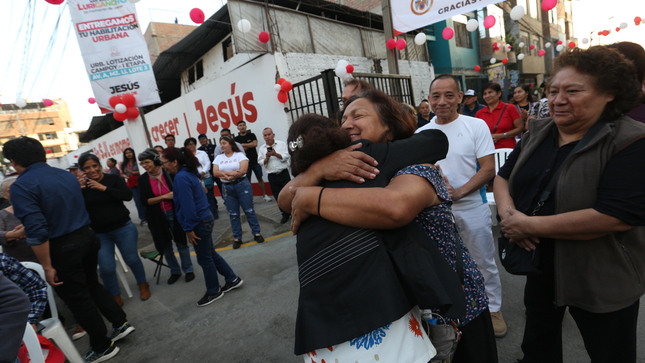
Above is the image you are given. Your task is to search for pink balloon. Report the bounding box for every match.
[396,38,407,50]
[88,97,96,104]
[537,49,546,57]
[190,8,205,24]
[45,0,65,4]
[386,38,396,49]
[42,99,53,107]
[259,31,270,43]
[442,27,455,40]
[483,15,496,29]
[541,0,557,11]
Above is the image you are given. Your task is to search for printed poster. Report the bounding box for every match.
[392,0,502,32]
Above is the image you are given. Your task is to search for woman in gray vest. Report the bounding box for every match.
[494,46,645,363]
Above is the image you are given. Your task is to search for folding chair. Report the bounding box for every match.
[139,250,168,285]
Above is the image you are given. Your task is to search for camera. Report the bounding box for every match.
[267,147,273,152]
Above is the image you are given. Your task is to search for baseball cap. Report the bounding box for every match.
[67,163,79,170]
[464,89,476,96]
[198,134,208,139]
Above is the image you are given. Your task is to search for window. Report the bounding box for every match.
[44,146,62,154]
[454,21,472,49]
[187,59,204,86]
[38,133,58,141]
[532,37,541,55]
[520,31,529,55]
[223,37,234,62]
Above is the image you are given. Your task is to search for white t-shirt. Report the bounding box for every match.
[195,149,211,175]
[416,114,495,210]
[213,152,248,182]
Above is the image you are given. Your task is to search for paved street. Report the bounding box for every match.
[58,196,645,363]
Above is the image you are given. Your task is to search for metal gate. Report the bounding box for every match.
[285,70,415,123]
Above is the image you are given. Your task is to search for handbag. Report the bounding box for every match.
[498,120,607,275]
[423,312,462,363]
[203,172,214,189]
[492,104,508,134]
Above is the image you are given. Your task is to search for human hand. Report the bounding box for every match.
[492,133,504,143]
[500,207,532,243]
[442,174,463,201]
[510,236,540,251]
[11,224,25,238]
[289,186,318,234]
[186,231,201,246]
[521,108,529,121]
[44,266,63,286]
[86,179,107,191]
[313,143,379,184]
[164,192,174,200]
[77,172,88,188]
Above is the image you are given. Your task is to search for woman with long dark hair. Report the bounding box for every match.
[121,148,147,225]
[78,154,150,306]
[160,147,243,307]
[511,84,536,128]
[476,82,523,149]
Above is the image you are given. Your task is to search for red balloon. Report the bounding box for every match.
[277,91,289,103]
[537,49,546,57]
[190,8,205,24]
[126,107,140,120]
[277,78,286,85]
[386,38,396,49]
[635,17,642,23]
[281,81,293,92]
[113,112,127,122]
[442,27,455,40]
[474,65,481,71]
[501,58,509,64]
[109,96,121,108]
[45,0,65,4]
[259,31,270,43]
[541,0,557,11]
[568,41,576,49]
[529,45,536,50]
[616,27,621,32]
[46,149,53,154]
[393,30,403,36]
[121,94,136,107]
[346,64,354,74]
[43,99,54,107]
[602,30,610,36]
[556,40,563,45]
[483,15,496,29]
[529,84,535,88]
[88,97,96,104]
[74,155,79,158]
[396,39,407,50]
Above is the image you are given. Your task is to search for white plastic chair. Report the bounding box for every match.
[487,148,514,226]
[21,262,84,363]
[22,322,45,363]
[114,247,133,298]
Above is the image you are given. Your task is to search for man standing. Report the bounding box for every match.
[341,79,374,105]
[417,75,506,337]
[416,99,435,129]
[4,137,134,363]
[234,121,271,202]
[198,134,218,218]
[257,128,291,224]
[164,134,176,149]
[461,89,485,117]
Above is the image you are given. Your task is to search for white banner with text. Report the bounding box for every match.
[392,0,500,32]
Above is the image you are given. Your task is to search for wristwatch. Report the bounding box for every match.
[503,132,507,138]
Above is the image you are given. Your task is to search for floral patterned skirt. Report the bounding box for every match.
[304,308,436,363]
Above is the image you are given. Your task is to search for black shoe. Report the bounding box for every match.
[197,290,224,307]
[140,220,147,226]
[233,239,242,249]
[221,277,243,293]
[110,322,135,342]
[185,272,195,282]
[84,342,119,363]
[254,234,265,243]
[168,274,181,285]
[280,215,290,224]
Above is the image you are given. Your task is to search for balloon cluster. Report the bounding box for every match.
[109,94,139,122]
[386,38,407,50]
[334,60,355,81]
[274,78,292,104]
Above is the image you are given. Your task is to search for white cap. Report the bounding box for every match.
[464,89,476,96]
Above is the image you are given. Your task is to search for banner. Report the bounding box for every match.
[392,0,501,33]
[68,0,160,112]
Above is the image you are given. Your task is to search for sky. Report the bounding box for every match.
[1,0,644,131]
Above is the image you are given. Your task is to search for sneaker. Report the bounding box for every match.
[233,239,243,249]
[490,311,507,338]
[167,274,181,285]
[279,215,290,224]
[221,277,243,293]
[185,272,195,282]
[73,325,87,341]
[84,342,119,363]
[140,220,147,226]
[110,322,135,342]
[197,290,224,307]
[254,234,265,243]
[263,195,272,202]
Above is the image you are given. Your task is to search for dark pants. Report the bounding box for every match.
[268,169,291,218]
[192,216,236,295]
[0,272,30,362]
[453,308,499,363]
[206,186,219,218]
[519,271,640,363]
[50,226,127,352]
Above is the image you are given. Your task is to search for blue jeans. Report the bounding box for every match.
[192,215,237,294]
[96,221,147,296]
[163,210,194,275]
[223,179,261,239]
[130,186,147,222]
[206,187,219,219]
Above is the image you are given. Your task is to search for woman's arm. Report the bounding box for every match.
[147,193,173,205]
[290,172,439,233]
[97,176,132,201]
[492,117,524,143]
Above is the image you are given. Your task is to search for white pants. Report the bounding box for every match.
[453,203,502,312]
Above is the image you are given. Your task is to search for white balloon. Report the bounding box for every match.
[414,33,426,45]
[518,42,525,48]
[582,37,589,44]
[15,98,26,108]
[115,104,127,113]
[128,0,140,3]
[620,22,628,29]
[510,5,525,20]
[545,42,551,48]
[466,19,479,32]
[274,84,282,92]
[490,57,497,64]
[237,19,251,33]
[337,60,349,68]
[504,45,511,52]
[517,53,525,60]
[556,44,564,52]
[335,66,348,78]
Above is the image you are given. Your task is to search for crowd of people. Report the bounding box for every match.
[1,42,645,363]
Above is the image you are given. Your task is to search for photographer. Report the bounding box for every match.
[258,128,291,224]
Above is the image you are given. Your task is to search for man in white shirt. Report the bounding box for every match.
[184,137,211,178]
[417,74,506,337]
[257,128,291,224]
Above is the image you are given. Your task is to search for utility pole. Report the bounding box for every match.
[381,0,399,75]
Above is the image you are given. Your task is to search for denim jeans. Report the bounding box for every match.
[192,215,237,294]
[96,221,147,296]
[223,179,261,239]
[130,186,147,222]
[163,209,194,275]
[206,187,219,219]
